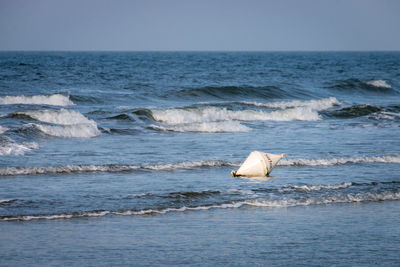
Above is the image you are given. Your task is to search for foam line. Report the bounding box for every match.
[0,160,238,176]
[151,106,322,124]
[149,121,251,133]
[280,155,400,166]
[0,94,74,106]
[241,97,340,110]
[16,109,94,125]
[2,191,399,221]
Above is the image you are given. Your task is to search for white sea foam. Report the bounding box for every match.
[280,155,400,166]
[370,111,400,121]
[32,123,101,138]
[0,94,74,106]
[283,182,353,191]
[0,126,9,134]
[0,160,237,176]
[151,106,321,125]
[16,109,94,125]
[245,191,400,208]
[20,109,101,138]
[3,191,399,221]
[366,80,392,89]
[149,121,251,133]
[1,155,398,176]
[242,97,340,110]
[0,137,38,156]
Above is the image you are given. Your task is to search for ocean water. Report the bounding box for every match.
[0,52,399,266]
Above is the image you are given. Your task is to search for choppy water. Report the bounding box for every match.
[0,52,399,266]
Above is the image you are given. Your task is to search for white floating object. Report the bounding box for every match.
[232,151,285,177]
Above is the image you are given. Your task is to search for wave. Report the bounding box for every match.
[283,182,353,191]
[327,104,382,118]
[324,104,400,121]
[0,136,38,156]
[369,111,400,121]
[175,85,300,100]
[14,109,101,138]
[14,109,95,125]
[240,97,340,110]
[151,106,322,125]
[149,121,251,133]
[280,155,400,166]
[2,191,399,221]
[0,160,237,176]
[30,123,101,138]
[243,191,400,208]
[0,199,17,205]
[327,78,395,93]
[120,98,338,133]
[0,126,9,134]
[0,94,74,106]
[366,80,392,89]
[1,154,399,176]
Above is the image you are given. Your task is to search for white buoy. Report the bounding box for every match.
[231,151,285,177]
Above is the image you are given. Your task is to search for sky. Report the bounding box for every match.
[0,0,399,51]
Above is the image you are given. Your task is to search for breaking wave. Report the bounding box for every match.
[0,126,9,134]
[0,160,237,176]
[151,106,322,125]
[2,191,399,221]
[149,121,251,133]
[327,78,395,93]
[366,80,392,89]
[0,136,38,156]
[31,123,101,138]
[240,97,340,110]
[280,155,400,166]
[15,109,101,138]
[14,109,95,125]
[243,191,400,208]
[283,182,353,191]
[0,94,74,106]
[1,154,398,176]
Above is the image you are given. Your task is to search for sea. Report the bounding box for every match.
[0,51,399,266]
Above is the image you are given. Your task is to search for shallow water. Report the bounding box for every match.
[0,52,399,265]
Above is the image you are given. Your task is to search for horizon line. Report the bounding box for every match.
[1,49,400,53]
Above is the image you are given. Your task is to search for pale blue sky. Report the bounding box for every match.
[0,0,399,51]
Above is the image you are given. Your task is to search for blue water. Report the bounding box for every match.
[0,52,399,266]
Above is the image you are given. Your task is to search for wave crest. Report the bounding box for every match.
[0,136,38,156]
[175,85,296,99]
[149,121,251,133]
[16,109,101,138]
[151,106,322,125]
[31,123,101,138]
[280,155,400,166]
[0,160,237,176]
[15,109,95,125]
[2,191,399,221]
[0,126,9,134]
[283,182,353,191]
[327,78,395,93]
[1,154,399,175]
[0,94,74,106]
[241,97,340,110]
[366,80,392,89]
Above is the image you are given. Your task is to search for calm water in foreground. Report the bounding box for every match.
[0,52,399,266]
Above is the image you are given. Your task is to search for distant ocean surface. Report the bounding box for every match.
[0,52,399,266]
